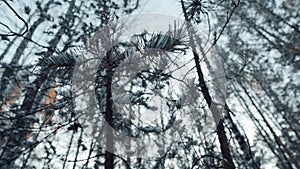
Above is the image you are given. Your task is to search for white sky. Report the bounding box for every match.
[134,0,182,16]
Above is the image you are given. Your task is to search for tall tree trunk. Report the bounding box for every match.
[180,1,235,168]
[105,51,114,169]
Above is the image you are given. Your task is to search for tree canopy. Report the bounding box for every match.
[0,0,299,168]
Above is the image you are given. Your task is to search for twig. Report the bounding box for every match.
[0,0,29,36]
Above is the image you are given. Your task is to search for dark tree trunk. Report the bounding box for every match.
[104,51,114,169]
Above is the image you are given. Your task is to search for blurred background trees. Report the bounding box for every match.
[214,0,300,168]
[0,0,299,168]
[0,0,139,168]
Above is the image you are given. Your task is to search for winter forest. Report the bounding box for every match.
[0,0,299,168]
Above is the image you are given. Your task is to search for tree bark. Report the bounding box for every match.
[180,1,235,168]
[104,51,114,169]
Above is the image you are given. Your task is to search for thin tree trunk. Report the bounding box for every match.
[240,82,299,169]
[179,1,235,168]
[105,51,114,169]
